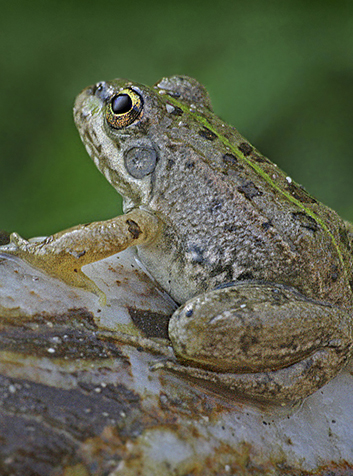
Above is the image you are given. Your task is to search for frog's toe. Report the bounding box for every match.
[11,232,27,245]
[150,357,178,372]
[0,240,18,253]
[10,232,25,244]
[0,232,27,255]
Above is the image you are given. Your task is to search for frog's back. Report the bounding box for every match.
[147,104,353,311]
[217,120,353,311]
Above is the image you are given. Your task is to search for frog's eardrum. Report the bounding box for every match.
[124,147,158,179]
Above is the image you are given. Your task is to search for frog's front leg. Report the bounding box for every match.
[1,209,161,297]
[164,282,353,404]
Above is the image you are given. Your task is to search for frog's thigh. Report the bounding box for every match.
[169,282,353,374]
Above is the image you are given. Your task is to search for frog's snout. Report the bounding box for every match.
[73,82,110,126]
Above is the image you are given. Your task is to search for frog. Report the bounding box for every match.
[3,75,353,405]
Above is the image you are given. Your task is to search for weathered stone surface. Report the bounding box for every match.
[0,248,353,475]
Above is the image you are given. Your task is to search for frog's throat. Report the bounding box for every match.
[166,95,347,278]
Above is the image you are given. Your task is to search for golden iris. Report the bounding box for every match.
[106,89,143,129]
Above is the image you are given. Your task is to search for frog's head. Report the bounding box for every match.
[73,76,212,211]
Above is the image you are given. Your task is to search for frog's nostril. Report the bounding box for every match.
[93,81,110,101]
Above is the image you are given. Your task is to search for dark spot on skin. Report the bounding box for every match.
[237,271,254,281]
[208,199,223,213]
[222,132,234,141]
[224,223,238,233]
[261,220,272,231]
[185,309,193,318]
[237,181,263,199]
[239,333,259,355]
[74,269,78,273]
[166,158,175,170]
[286,183,318,204]
[251,154,272,164]
[178,341,188,356]
[96,143,102,154]
[169,105,183,116]
[187,244,205,264]
[126,219,142,239]
[222,153,238,165]
[198,127,217,141]
[167,144,179,152]
[330,264,339,282]
[84,130,94,146]
[166,91,181,98]
[238,142,253,156]
[291,212,319,232]
[185,160,194,169]
[222,153,244,174]
[208,262,234,283]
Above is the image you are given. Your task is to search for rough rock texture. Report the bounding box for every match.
[0,246,353,476]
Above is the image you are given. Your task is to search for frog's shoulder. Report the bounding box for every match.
[154,76,213,111]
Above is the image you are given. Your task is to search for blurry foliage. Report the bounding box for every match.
[1,0,353,237]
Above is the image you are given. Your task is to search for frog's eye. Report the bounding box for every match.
[106,89,143,129]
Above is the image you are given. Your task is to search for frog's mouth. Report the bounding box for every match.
[74,89,105,167]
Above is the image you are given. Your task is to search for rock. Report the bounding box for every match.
[0,247,352,475]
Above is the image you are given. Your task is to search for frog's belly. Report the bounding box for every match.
[136,241,242,305]
[136,244,198,304]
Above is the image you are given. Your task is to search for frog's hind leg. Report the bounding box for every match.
[165,281,353,404]
[152,346,350,405]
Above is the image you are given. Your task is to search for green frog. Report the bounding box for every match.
[3,76,353,405]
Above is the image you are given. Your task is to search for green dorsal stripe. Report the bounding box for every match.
[166,96,346,271]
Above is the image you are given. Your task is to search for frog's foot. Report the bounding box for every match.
[97,330,174,358]
[1,232,106,303]
[1,209,161,304]
[151,347,350,405]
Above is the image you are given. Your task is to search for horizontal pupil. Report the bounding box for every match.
[111,94,133,114]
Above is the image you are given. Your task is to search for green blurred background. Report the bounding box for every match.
[1,0,353,238]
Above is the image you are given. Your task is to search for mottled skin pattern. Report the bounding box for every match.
[3,76,353,404]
